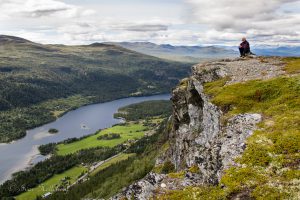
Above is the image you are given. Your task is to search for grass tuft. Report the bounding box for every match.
[283,57,300,74]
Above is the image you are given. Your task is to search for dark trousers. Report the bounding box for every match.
[239,47,250,56]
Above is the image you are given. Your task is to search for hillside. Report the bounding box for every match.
[107,42,237,63]
[0,35,191,142]
[109,57,300,199]
[0,100,172,199]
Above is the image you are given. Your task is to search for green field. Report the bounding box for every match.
[16,166,86,200]
[90,153,136,176]
[56,123,146,155]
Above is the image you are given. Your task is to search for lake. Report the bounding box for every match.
[0,94,171,184]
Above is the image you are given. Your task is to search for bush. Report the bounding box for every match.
[161,160,175,174]
[97,133,121,140]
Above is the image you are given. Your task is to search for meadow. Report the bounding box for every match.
[16,166,86,200]
[56,123,146,155]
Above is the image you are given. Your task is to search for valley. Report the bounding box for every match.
[0,94,170,185]
[0,35,298,200]
[0,99,172,199]
[0,35,190,143]
[1,0,299,199]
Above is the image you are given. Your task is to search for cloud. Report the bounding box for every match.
[123,24,168,32]
[185,0,298,30]
[183,0,300,46]
[0,0,92,18]
[0,0,299,46]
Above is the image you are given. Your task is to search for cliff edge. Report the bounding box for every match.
[113,57,300,200]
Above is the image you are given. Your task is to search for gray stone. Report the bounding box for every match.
[112,57,284,199]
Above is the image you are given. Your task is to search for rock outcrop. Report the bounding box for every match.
[112,57,285,199]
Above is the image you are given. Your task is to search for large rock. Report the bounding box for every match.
[112,58,284,199]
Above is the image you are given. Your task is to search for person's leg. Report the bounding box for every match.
[239,47,244,57]
[244,48,250,55]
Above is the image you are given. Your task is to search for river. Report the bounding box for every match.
[0,94,171,184]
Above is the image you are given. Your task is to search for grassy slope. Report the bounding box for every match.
[90,153,136,176]
[56,123,146,155]
[0,35,190,142]
[159,58,300,199]
[16,166,86,200]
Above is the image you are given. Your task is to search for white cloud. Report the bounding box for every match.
[0,0,81,18]
[0,0,299,46]
[184,0,300,46]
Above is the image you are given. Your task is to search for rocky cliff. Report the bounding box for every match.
[112,57,298,200]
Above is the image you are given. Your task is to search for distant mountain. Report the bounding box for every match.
[107,42,237,63]
[252,46,300,57]
[0,35,32,44]
[0,35,191,142]
[218,44,300,57]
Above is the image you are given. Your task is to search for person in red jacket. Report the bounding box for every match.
[239,37,251,57]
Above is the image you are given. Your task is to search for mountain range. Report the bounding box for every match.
[252,46,300,56]
[107,42,237,63]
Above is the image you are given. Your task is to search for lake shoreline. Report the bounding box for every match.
[0,92,169,145]
[0,94,171,184]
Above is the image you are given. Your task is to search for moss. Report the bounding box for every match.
[251,185,290,200]
[152,164,163,174]
[161,68,300,199]
[161,142,170,153]
[282,169,300,181]
[283,57,300,74]
[281,154,300,169]
[204,75,300,198]
[168,171,185,179]
[220,167,267,193]
[161,160,175,174]
[237,142,272,167]
[266,130,300,155]
[179,78,189,89]
[189,165,200,174]
[159,186,227,200]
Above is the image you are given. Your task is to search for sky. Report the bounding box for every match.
[0,0,299,46]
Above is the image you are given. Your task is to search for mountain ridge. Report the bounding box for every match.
[0,35,191,143]
[105,42,237,63]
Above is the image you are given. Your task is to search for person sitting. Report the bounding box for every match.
[239,37,252,57]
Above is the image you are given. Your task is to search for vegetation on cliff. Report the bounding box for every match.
[160,58,300,199]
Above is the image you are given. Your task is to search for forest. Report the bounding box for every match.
[0,35,190,142]
[114,100,172,121]
[0,145,124,198]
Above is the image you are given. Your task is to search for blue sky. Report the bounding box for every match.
[0,0,299,46]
